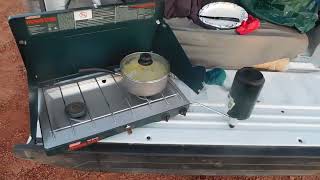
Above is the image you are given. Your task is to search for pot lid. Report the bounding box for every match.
[121,52,170,82]
[198,2,248,29]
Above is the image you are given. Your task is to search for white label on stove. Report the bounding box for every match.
[74,9,93,21]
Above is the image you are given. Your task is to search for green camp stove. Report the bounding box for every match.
[9,0,206,155]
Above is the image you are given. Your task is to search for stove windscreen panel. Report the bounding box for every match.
[9,1,205,94]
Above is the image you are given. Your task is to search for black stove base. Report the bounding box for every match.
[14,143,320,175]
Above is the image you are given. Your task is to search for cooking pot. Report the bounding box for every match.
[120,52,170,97]
[79,52,170,97]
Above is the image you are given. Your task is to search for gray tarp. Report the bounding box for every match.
[166,18,308,69]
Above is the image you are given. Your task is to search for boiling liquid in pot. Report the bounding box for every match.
[122,58,168,82]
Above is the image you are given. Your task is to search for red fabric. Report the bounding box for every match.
[236,15,261,35]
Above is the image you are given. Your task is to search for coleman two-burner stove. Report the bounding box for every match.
[9,0,205,155]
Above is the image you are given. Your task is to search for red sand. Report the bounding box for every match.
[0,1,319,179]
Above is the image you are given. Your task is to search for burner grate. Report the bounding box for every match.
[38,72,189,154]
[41,73,183,135]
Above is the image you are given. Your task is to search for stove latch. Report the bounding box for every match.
[68,137,100,151]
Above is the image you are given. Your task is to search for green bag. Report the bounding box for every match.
[240,0,318,33]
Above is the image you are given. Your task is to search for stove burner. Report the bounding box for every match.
[65,102,87,119]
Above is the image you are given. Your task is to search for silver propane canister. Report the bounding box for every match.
[43,0,68,11]
[227,67,265,128]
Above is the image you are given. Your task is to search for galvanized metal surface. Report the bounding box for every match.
[87,70,320,147]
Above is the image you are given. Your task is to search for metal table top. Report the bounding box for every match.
[35,70,320,147]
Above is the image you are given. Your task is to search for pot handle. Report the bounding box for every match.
[78,68,120,75]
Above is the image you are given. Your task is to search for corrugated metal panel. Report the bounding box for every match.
[98,71,320,147]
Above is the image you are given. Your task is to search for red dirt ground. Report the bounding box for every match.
[0,1,320,180]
